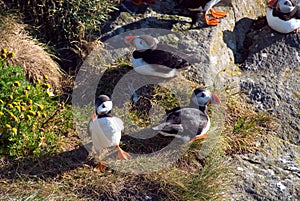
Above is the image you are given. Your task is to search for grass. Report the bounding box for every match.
[223,93,275,155]
[0,62,275,200]
[2,0,119,75]
[0,13,64,91]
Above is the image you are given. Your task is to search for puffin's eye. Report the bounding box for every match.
[139,40,143,45]
[200,93,205,97]
[284,1,289,5]
[102,104,106,108]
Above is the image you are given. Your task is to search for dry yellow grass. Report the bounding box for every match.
[0,13,64,91]
[224,93,276,155]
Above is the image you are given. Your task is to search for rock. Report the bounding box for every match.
[98,0,300,200]
[228,6,300,201]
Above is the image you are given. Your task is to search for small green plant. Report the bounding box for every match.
[0,49,71,157]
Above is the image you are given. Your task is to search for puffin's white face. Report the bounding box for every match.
[192,89,212,107]
[277,0,296,13]
[132,38,152,51]
[96,100,113,115]
[191,88,221,107]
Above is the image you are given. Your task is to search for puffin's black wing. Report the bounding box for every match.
[295,5,300,19]
[156,108,208,136]
[133,45,190,69]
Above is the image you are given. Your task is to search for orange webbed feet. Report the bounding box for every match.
[117,145,131,160]
[210,9,227,19]
[204,14,220,26]
[93,161,108,172]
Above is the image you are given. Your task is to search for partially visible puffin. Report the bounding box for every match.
[152,88,221,142]
[124,35,191,78]
[175,0,227,26]
[266,0,300,33]
[89,95,131,172]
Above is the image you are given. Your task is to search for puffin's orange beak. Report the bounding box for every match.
[124,35,138,45]
[267,0,277,8]
[210,93,221,105]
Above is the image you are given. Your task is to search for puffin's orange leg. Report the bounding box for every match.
[93,161,108,172]
[293,28,299,33]
[210,8,227,19]
[204,14,219,26]
[189,134,207,143]
[116,145,131,160]
[91,110,97,122]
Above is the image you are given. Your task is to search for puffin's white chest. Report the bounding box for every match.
[204,0,221,11]
[89,117,123,152]
[199,117,210,136]
[132,58,177,78]
[266,8,300,33]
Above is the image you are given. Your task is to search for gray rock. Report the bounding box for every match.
[98,0,300,200]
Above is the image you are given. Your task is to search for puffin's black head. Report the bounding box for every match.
[95,95,113,116]
[276,0,296,13]
[190,88,221,107]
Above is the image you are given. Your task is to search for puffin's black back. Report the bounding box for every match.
[133,43,190,69]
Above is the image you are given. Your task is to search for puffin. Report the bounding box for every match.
[266,0,300,33]
[152,88,221,142]
[124,35,191,78]
[89,95,131,172]
[175,0,227,26]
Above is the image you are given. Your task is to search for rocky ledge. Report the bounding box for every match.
[99,0,300,200]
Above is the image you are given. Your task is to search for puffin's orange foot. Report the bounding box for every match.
[293,28,299,33]
[210,9,227,19]
[117,145,131,160]
[93,161,108,172]
[189,134,207,143]
[205,17,220,26]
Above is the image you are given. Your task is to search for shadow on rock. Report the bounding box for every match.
[100,0,218,42]
[222,16,298,65]
[100,16,185,42]
[96,64,132,97]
